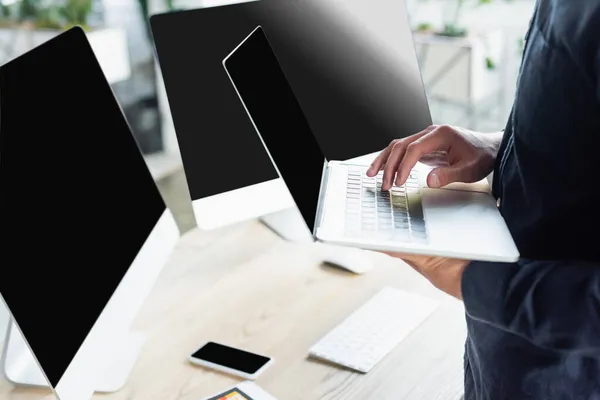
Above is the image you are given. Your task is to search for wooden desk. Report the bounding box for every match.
[0,221,467,400]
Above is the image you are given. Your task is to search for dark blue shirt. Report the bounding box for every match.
[461,1,600,399]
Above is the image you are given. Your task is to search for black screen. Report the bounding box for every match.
[192,342,271,374]
[225,27,324,231]
[0,27,167,387]
[150,0,432,202]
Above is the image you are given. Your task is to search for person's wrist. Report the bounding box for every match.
[432,258,470,300]
[480,131,504,157]
[476,131,503,176]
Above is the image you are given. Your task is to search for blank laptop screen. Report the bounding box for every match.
[224,27,325,232]
[0,27,167,387]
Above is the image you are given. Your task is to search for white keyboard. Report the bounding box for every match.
[308,287,439,373]
[344,167,428,244]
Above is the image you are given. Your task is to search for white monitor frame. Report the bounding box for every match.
[192,177,295,232]
[1,209,179,400]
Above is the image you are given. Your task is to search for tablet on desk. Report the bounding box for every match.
[203,381,277,400]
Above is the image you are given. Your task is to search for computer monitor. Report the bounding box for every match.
[150,0,431,238]
[0,27,180,400]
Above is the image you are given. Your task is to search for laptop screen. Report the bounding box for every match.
[223,26,325,232]
[0,27,167,387]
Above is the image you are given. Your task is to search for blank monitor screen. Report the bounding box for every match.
[0,27,167,387]
[150,0,431,202]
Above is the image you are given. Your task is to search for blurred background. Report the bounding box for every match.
[0,0,535,256]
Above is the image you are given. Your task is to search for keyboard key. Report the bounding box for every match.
[410,219,426,232]
[394,215,409,223]
[393,208,408,216]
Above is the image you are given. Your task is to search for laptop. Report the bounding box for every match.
[222,26,519,262]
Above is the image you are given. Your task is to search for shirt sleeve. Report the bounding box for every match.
[462,259,600,356]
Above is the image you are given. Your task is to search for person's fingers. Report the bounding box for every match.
[419,152,449,167]
[367,126,436,177]
[427,160,478,187]
[366,140,397,177]
[381,141,409,190]
[394,128,453,186]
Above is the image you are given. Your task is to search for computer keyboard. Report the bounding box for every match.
[344,167,428,243]
[308,287,439,373]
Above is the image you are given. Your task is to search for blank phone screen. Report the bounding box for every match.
[191,342,270,374]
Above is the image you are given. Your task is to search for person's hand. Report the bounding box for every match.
[383,252,469,300]
[367,125,503,191]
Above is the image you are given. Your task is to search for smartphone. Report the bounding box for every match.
[189,341,274,380]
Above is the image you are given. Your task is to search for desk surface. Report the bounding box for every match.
[0,221,467,400]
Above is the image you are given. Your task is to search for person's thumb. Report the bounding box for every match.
[427,164,472,188]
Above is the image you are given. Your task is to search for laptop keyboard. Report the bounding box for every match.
[344,167,428,243]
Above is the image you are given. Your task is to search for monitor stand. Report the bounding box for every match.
[259,207,314,243]
[1,318,145,393]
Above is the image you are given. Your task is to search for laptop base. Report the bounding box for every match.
[2,318,145,393]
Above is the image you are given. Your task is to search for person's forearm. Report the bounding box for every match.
[462,259,600,357]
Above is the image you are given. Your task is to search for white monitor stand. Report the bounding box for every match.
[259,206,314,242]
[1,317,145,393]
